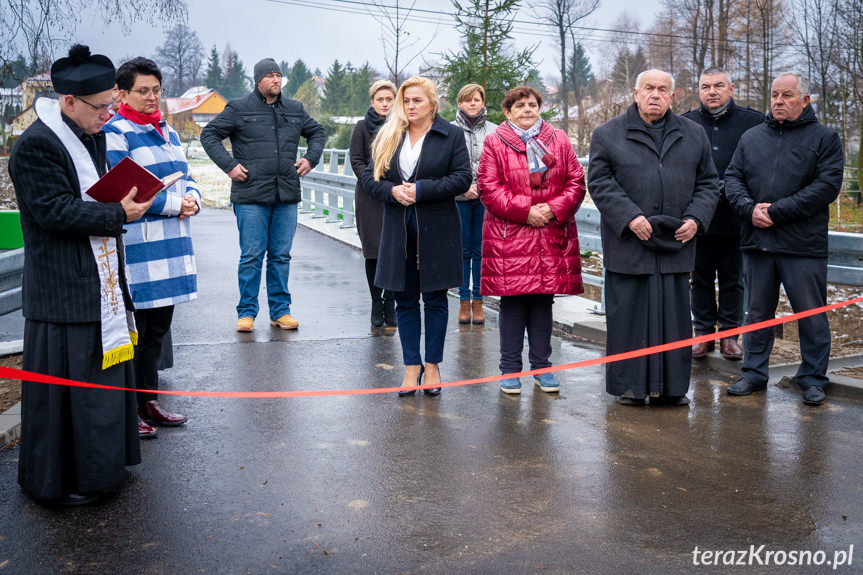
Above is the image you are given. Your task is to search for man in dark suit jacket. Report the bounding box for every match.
[683,67,764,361]
[588,69,719,406]
[9,45,153,505]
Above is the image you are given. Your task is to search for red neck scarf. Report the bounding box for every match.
[118,103,164,137]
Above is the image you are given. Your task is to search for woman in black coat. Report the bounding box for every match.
[350,80,398,327]
[362,76,471,396]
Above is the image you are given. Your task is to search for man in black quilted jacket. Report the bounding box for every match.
[724,72,844,406]
[201,58,325,333]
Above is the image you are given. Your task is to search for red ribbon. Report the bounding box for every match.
[1,296,861,397]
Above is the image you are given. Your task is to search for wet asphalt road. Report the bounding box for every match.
[1,210,862,574]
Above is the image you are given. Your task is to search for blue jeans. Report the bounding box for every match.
[456,199,483,300]
[232,201,298,320]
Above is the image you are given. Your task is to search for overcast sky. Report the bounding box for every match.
[69,0,662,84]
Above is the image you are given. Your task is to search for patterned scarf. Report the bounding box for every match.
[508,119,556,187]
[35,97,137,369]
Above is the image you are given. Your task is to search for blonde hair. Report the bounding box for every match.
[371,76,440,181]
[368,79,397,99]
[457,83,485,104]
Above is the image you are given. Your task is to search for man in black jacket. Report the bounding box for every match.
[683,67,764,361]
[201,58,325,332]
[725,72,844,405]
[9,45,153,505]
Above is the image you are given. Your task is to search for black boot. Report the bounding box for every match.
[365,259,385,327]
[383,292,397,326]
[371,294,384,326]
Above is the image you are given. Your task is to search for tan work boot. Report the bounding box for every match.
[270,314,299,330]
[471,299,485,324]
[236,317,254,332]
[458,300,471,324]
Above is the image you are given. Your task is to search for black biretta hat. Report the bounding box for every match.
[50,44,115,96]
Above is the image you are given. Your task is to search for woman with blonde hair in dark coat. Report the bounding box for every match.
[362,76,471,396]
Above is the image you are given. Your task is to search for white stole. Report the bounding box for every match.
[35,97,137,369]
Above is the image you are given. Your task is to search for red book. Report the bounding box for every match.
[85,156,184,204]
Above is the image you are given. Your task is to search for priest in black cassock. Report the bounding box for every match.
[9,45,155,505]
[588,69,719,406]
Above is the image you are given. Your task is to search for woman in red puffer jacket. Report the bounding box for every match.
[477,85,586,396]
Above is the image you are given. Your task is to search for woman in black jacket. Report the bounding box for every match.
[362,76,471,396]
[350,80,397,327]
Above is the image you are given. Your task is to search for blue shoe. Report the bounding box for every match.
[534,373,560,393]
[499,377,522,395]
[398,365,423,397]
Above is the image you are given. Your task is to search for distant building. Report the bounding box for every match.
[161,87,228,138]
[11,73,55,135]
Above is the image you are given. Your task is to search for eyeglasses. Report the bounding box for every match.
[74,96,114,112]
[131,87,163,98]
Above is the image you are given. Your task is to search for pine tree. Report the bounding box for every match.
[436,0,537,123]
[220,45,248,99]
[349,63,374,116]
[204,45,221,91]
[568,41,594,154]
[322,60,350,115]
[282,59,313,98]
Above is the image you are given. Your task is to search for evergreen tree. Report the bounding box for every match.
[568,41,594,154]
[348,63,374,116]
[204,45,221,90]
[220,44,248,99]
[282,59,313,98]
[568,41,593,105]
[436,0,537,124]
[322,60,350,115]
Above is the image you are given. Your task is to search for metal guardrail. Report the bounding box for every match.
[298,147,863,290]
[0,248,24,316]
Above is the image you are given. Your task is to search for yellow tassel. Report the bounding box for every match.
[102,343,135,370]
[129,330,138,346]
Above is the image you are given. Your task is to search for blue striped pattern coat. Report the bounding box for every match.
[103,115,200,309]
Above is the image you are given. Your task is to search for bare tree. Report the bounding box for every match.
[155,24,204,96]
[0,1,187,71]
[792,0,839,125]
[534,0,599,137]
[836,0,863,191]
[367,0,440,85]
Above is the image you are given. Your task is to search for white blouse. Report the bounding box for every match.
[399,132,426,181]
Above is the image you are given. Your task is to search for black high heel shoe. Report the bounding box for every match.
[424,367,441,396]
[398,365,423,397]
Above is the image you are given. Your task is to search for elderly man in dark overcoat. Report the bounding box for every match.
[8,45,154,505]
[588,69,720,406]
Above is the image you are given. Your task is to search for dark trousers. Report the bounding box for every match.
[691,233,744,335]
[498,294,554,374]
[395,216,448,365]
[456,199,484,301]
[741,252,830,389]
[133,306,175,405]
